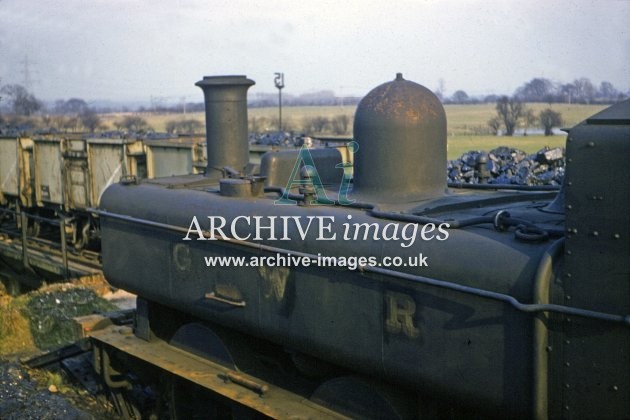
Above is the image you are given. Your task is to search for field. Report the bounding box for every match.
[104,103,606,160]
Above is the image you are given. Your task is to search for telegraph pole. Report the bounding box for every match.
[274,73,284,131]
[21,55,33,90]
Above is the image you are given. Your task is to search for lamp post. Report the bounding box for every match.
[274,72,284,131]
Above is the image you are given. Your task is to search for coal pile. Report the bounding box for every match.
[21,288,116,350]
[1,281,117,355]
[249,131,321,147]
[447,146,565,186]
[0,279,122,419]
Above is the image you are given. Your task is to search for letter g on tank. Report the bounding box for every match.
[173,243,192,272]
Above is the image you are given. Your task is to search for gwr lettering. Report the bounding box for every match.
[385,291,420,339]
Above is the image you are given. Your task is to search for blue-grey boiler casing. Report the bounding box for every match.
[100,180,555,415]
[98,74,629,418]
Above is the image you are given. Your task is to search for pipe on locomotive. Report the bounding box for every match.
[90,207,630,327]
[195,75,255,180]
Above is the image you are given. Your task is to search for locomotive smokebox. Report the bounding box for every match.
[195,75,255,179]
[353,73,446,203]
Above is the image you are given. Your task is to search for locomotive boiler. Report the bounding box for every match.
[94,74,629,418]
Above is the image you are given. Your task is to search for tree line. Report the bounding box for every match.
[441,77,627,105]
[489,96,562,136]
[0,75,626,135]
[0,87,102,133]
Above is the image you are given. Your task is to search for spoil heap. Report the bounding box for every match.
[0,277,119,419]
[448,146,565,186]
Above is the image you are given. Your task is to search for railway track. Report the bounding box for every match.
[0,217,102,293]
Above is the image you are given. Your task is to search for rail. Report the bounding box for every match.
[0,207,71,278]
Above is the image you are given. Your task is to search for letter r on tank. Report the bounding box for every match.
[385,291,420,339]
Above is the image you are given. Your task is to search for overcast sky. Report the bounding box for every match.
[1,0,628,103]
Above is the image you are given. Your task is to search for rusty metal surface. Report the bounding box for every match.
[90,325,349,419]
[353,73,447,203]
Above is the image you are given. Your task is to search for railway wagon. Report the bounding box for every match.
[0,133,210,249]
[144,136,206,178]
[0,135,34,208]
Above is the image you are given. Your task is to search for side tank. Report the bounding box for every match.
[547,103,629,418]
[98,76,629,418]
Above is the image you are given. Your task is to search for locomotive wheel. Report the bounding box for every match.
[166,323,239,419]
[311,375,416,419]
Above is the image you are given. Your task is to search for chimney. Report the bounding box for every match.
[195,75,255,179]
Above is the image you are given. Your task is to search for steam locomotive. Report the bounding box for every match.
[92,74,629,419]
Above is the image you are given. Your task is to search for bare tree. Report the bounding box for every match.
[62,116,80,132]
[313,116,329,133]
[0,84,42,116]
[451,90,469,104]
[165,119,203,135]
[539,109,563,136]
[515,78,555,102]
[487,117,502,135]
[80,108,101,133]
[573,78,595,104]
[597,81,622,103]
[120,116,151,133]
[56,98,88,115]
[523,109,537,136]
[331,114,350,135]
[302,116,329,134]
[495,96,523,136]
[47,115,67,131]
[180,119,203,134]
[560,83,577,103]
